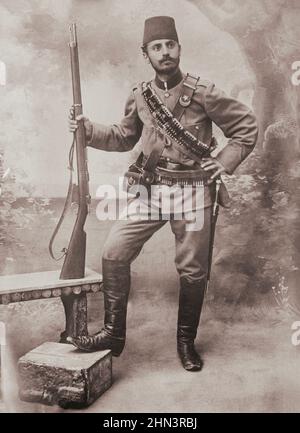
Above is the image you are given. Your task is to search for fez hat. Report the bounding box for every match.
[143,16,179,46]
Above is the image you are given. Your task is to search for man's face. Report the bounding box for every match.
[144,39,181,75]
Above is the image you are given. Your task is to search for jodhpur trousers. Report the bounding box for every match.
[101,186,214,282]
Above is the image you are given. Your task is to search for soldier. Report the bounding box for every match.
[68,16,258,371]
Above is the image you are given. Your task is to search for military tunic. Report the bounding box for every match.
[88,70,258,173]
[87,70,258,282]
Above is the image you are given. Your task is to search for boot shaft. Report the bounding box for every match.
[177,277,206,341]
[102,258,131,293]
[102,258,131,337]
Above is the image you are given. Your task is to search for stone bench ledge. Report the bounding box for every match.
[0,268,103,305]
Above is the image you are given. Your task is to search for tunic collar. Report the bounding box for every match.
[154,69,183,90]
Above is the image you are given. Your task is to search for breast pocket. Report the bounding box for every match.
[178,122,210,164]
[183,118,213,144]
[182,122,204,140]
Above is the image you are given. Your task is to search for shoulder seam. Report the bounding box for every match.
[130,82,140,92]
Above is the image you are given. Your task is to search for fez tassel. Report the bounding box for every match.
[103,418,138,430]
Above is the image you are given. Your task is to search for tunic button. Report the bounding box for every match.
[195,126,199,130]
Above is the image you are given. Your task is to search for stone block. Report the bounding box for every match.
[18,342,112,408]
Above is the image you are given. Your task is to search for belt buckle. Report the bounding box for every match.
[166,161,182,170]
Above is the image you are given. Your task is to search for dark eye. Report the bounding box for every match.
[153,45,161,51]
[167,41,175,49]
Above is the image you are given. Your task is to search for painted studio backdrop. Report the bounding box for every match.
[0,0,300,413]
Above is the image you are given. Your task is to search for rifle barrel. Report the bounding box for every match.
[69,23,77,47]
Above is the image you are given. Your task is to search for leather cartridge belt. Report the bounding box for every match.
[138,155,211,186]
[154,165,211,186]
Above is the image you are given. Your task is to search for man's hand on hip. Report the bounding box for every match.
[68,106,93,141]
[201,157,226,184]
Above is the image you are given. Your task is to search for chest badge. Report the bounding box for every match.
[179,95,191,107]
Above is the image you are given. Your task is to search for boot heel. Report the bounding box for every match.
[110,339,125,356]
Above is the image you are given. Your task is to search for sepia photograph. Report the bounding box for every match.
[0,0,300,416]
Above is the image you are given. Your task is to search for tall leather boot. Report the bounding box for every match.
[177,277,206,371]
[67,258,130,356]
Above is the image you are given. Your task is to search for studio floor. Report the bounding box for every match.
[1,270,299,413]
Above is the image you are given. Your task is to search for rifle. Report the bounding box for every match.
[49,23,90,279]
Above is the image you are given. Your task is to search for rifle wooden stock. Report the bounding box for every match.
[60,23,90,280]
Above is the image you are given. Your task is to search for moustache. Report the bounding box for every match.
[160,57,176,64]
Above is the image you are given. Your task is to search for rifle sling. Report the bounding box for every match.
[48,138,75,261]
